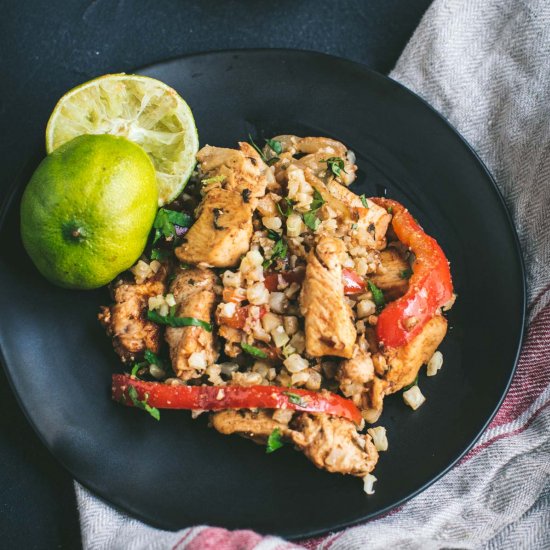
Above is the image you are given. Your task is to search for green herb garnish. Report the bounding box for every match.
[241,342,269,359]
[284,391,303,406]
[202,174,226,185]
[399,268,413,280]
[265,138,283,155]
[368,281,385,312]
[387,206,393,214]
[131,361,147,378]
[266,428,284,453]
[323,157,347,178]
[147,310,212,331]
[302,188,326,231]
[360,195,369,208]
[128,386,160,421]
[150,248,172,261]
[266,229,280,240]
[248,134,280,166]
[402,375,419,392]
[144,349,164,368]
[276,198,294,218]
[153,208,192,244]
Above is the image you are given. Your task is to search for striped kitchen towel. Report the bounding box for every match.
[76,0,550,547]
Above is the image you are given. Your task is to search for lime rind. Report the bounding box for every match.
[46,74,199,206]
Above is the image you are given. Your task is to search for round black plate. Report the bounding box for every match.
[0,50,525,538]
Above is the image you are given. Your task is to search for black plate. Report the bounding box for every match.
[0,50,525,538]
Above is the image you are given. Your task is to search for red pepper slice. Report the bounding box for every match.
[342,268,366,294]
[265,268,364,295]
[370,198,453,349]
[217,305,266,330]
[112,375,362,424]
[263,269,305,292]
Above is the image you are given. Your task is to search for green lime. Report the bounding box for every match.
[20,134,158,289]
[45,73,199,206]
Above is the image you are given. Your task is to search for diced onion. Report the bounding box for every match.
[403,386,426,410]
[427,351,443,377]
[363,473,377,495]
[367,426,388,451]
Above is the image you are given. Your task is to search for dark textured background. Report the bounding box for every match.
[0,1,432,547]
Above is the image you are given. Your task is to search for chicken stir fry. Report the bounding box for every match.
[104,135,454,492]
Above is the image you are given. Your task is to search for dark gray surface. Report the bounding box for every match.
[0,1,433,547]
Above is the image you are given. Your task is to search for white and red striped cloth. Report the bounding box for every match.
[76,0,550,547]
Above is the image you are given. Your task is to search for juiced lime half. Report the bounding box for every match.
[45,74,199,206]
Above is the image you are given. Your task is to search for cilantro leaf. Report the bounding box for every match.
[248,134,280,164]
[128,386,160,421]
[310,188,325,210]
[131,361,147,378]
[153,208,192,243]
[241,342,268,359]
[276,198,294,217]
[265,138,283,155]
[144,349,164,368]
[368,281,386,312]
[360,195,369,208]
[266,428,284,453]
[150,248,172,261]
[399,268,413,280]
[387,206,393,214]
[402,375,419,392]
[283,391,303,406]
[323,157,347,178]
[303,210,321,231]
[266,229,280,240]
[147,310,212,331]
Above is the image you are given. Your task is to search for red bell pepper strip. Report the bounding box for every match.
[112,374,362,424]
[342,268,366,294]
[370,198,453,349]
[263,269,305,292]
[217,305,266,330]
[264,268,364,295]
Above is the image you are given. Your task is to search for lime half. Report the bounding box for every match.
[46,74,199,206]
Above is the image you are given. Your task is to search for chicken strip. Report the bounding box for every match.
[300,236,356,358]
[211,409,378,477]
[369,247,410,301]
[383,314,448,393]
[98,265,168,363]
[196,142,274,198]
[165,267,219,380]
[175,187,253,267]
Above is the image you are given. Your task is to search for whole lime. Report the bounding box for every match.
[20,134,158,289]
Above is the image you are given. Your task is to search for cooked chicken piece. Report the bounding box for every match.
[300,237,356,358]
[369,248,411,300]
[291,414,378,476]
[267,135,357,186]
[210,409,290,445]
[383,314,448,393]
[165,267,219,380]
[211,409,378,476]
[197,142,274,198]
[360,376,389,424]
[323,179,391,250]
[98,265,168,363]
[337,341,375,407]
[175,187,253,267]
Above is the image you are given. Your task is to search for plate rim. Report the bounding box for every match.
[0,48,526,539]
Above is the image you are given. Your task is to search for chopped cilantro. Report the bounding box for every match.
[241,342,268,359]
[202,175,226,185]
[147,310,212,332]
[150,248,172,261]
[322,157,347,178]
[266,229,280,240]
[248,134,279,165]
[266,428,284,453]
[387,206,394,214]
[276,198,294,217]
[283,391,303,406]
[368,281,386,312]
[360,195,369,208]
[265,138,283,155]
[303,210,321,230]
[302,189,325,231]
[144,349,164,367]
[399,268,413,280]
[131,361,147,378]
[128,386,160,421]
[351,223,359,230]
[402,375,419,392]
[153,208,192,244]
